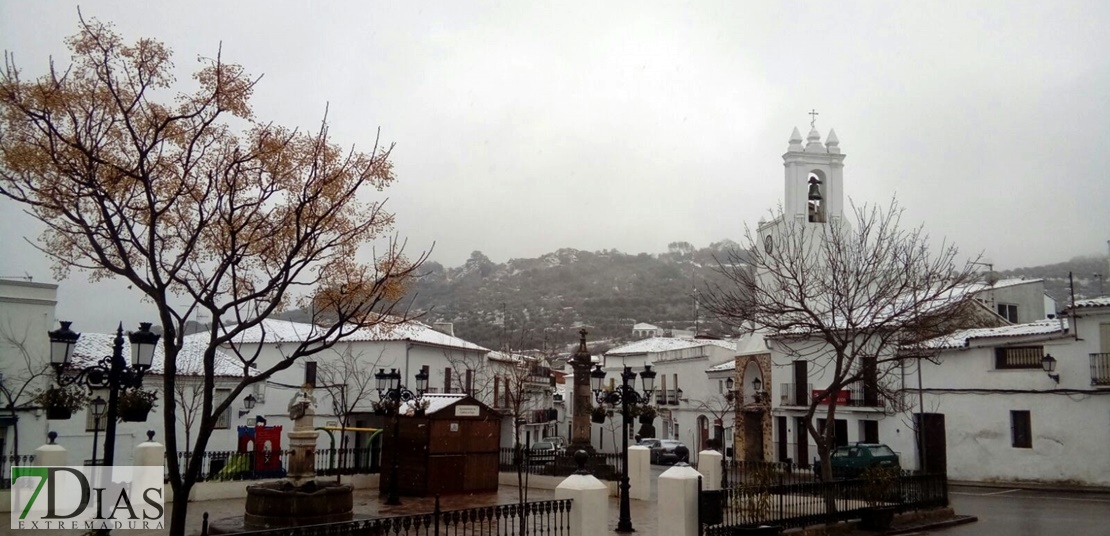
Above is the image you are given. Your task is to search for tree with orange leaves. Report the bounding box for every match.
[0,16,424,535]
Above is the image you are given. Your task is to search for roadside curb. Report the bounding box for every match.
[950,480,1110,495]
[886,514,977,535]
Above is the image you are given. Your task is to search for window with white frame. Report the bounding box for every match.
[997,303,1019,323]
[214,388,231,429]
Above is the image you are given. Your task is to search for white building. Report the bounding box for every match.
[203,319,491,451]
[890,297,1110,486]
[0,280,58,462]
[49,331,248,465]
[202,319,559,450]
[0,275,250,467]
[596,337,737,455]
[737,125,1058,475]
[631,323,664,339]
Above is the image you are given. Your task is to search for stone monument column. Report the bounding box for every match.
[569,329,596,454]
[286,362,319,487]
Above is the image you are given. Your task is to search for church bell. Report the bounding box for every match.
[807,179,823,201]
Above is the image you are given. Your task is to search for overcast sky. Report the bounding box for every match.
[2,1,1109,332]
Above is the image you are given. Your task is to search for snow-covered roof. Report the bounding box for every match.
[219,318,488,352]
[968,278,1043,292]
[632,323,661,331]
[914,319,1070,350]
[773,285,994,337]
[487,351,530,363]
[70,332,247,377]
[605,337,736,356]
[398,393,470,416]
[706,360,736,372]
[1069,297,1110,310]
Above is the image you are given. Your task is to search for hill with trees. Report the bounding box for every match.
[276,246,1109,352]
[404,241,746,352]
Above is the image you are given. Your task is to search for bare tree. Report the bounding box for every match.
[315,346,385,483]
[691,392,737,451]
[172,377,205,455]
[704,200,987,486]
[491,350,551,520]
[0,18,424,535]
[0,323,52,459]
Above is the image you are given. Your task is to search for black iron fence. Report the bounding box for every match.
[1,454,35,489]
[202,496,573,536]
[702,472,948,533]
[722,460,820,488]
[498,447,623,480]
[168,448,378,482]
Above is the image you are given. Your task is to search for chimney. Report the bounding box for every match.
[432,322,455,337]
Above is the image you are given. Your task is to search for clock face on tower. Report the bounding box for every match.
[764,235,773,254]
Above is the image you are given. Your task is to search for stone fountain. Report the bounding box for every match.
[210,364,354,533]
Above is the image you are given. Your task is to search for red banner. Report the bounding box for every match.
[812,389,851,405]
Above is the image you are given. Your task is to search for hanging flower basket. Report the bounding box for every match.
[45,406,72,420]
[591,406,608,424]
[638,405,657,424]
[117,388,157,422]
[34,384,88,421]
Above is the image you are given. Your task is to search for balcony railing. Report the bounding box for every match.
[779,383,883,408]
[842,380,884,408]
[779,383,813,406]
[1091,353,1110,386]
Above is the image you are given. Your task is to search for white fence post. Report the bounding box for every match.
[34,431,68,466]
[697,449,722,491]
[555,451,611,536]
[628,445,651,500]
[133,430,165,508]
[658,450,702,536]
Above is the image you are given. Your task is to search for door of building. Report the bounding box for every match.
[916,413,947,474]
[776,416,788,462]
[794,417,808,466]
[743,412,764,461]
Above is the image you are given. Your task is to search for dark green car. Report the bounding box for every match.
[815,443,900,480]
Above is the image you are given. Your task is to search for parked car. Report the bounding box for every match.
[814,443,901,480]
[642,439,688,465]
[528,441,558,465]
[543,436,567,450]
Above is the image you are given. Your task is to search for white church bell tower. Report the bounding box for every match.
[782,112,845,226]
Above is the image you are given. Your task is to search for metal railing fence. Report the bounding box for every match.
[167,447,378,482]
[703,472,948,533]
[201,495,573,536]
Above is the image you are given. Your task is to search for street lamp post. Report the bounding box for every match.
[374,367,428,506]
[89,396,106,465]
[47,321,160,467]
[591,363,656,533]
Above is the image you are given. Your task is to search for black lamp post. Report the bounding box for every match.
[591,363,656,533]
[89,396,106,465]
[47,321,159,467]
[374,367,428,506]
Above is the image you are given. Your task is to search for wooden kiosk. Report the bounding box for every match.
[379,394,502,497]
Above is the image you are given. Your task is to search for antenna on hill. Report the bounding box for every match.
[693,266,700,335]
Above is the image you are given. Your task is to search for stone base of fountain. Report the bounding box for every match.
[207,481,354,534]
